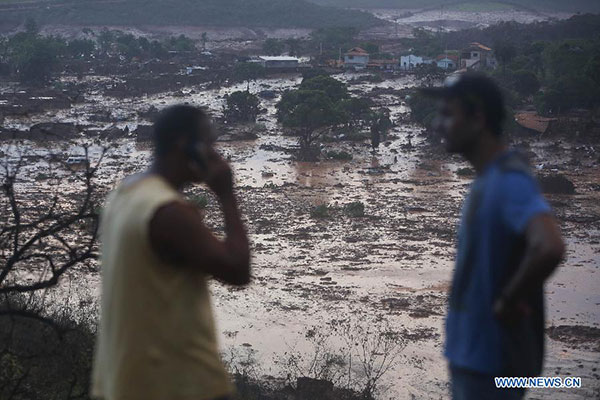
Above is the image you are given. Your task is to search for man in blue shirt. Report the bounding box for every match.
[423,73,565,399]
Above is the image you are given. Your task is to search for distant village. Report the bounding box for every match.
[231,41,498,74]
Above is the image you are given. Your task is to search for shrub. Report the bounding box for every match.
[310,204,331,218]
[326,150,353,160]
[344,201,365,217]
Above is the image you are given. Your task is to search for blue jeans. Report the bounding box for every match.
[450,365,525,400]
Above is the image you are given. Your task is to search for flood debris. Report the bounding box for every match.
[538,174,576,194]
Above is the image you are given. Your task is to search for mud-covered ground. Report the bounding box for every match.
[1,73,599,399]
[370,7,573,32]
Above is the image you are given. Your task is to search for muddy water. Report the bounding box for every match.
[1,73,599,399]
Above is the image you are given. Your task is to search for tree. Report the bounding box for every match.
[277,89,346,159]
[534,74,600,115]
[0,145,107,398]
[149,40,167,59]
[584,54,600,86]
[414,63,444,87]
[167,34,196,52]
[8,34,66,83]
[66,39,95,59]
[310,27,359,52]
[263,38,284,56]
[224,91,261,123]
[201,32,208,51]
[359,42,379,56]
[543,39,594,80]
[97,28,115,55]
[339,97,373,128]
[285,38,301,56]
[494,41,516,75]
[234,62,265,92]
[24,17,39,35]
[511,70,540,97]
[299,75,348,102]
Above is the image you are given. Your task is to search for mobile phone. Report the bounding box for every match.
[186,140,209,171]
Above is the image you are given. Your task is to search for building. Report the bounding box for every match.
[460,42,497,70]
[400,54,424,70]
[256,56,299,69]
[436,54,459,70]
[344,47,370,70]
[367,59,399,71]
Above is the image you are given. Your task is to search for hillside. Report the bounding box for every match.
[309,0,600,13]
[0,0,382,30]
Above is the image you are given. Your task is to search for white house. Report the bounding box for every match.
[460,42,497,70]
[344,47,369,70]
[400,54,424,70]
[436,54,458,70]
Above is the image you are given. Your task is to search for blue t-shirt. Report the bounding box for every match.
[445,150,551,375]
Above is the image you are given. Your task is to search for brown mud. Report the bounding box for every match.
[1,72,598,399]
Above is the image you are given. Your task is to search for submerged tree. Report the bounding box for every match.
[277,89,346,160]
[234,62,265,92]
[224,91,261,123]
[8,33,66,83]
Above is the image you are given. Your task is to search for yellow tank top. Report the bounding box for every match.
[91,175,232,400]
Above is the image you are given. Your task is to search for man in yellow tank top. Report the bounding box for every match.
[91,105,250,400]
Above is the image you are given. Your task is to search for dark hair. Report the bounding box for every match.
[152,104,210,157]
[451,73,506,136]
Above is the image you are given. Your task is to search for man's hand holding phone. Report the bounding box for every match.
[203,148,234,198]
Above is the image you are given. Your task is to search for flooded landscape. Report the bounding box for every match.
[1,1,600,399]
[2,70,599,398]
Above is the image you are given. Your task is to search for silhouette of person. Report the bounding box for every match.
[424,73,565,400]
[92,105,249,400]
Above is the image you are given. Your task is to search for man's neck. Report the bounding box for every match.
[148,159,186,191]
[464,133,506,175]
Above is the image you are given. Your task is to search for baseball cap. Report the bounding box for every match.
[420,72,506,135]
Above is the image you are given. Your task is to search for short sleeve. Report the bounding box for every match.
[500,172,551,234]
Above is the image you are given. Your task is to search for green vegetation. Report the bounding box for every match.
[234,62,265,92]
[277,88,346,151]
[278,75,349,158]
[0,0,381,29]
[405,14,600,119]
[277,74,379,159]
[0,25,201,83]
[310,204,331,218]
[343,201,365,217]
[224,91,261,123]
[0,295,96,399]
[263,38,285,56]
[326,150,353,160]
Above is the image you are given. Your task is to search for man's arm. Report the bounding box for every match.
[495,213,565,320]
[149,193,250,286]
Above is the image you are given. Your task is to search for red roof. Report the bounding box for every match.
[345,47,369,56]
[468,42,492,51]
[436,54,458,62]
[515,112,557,133]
